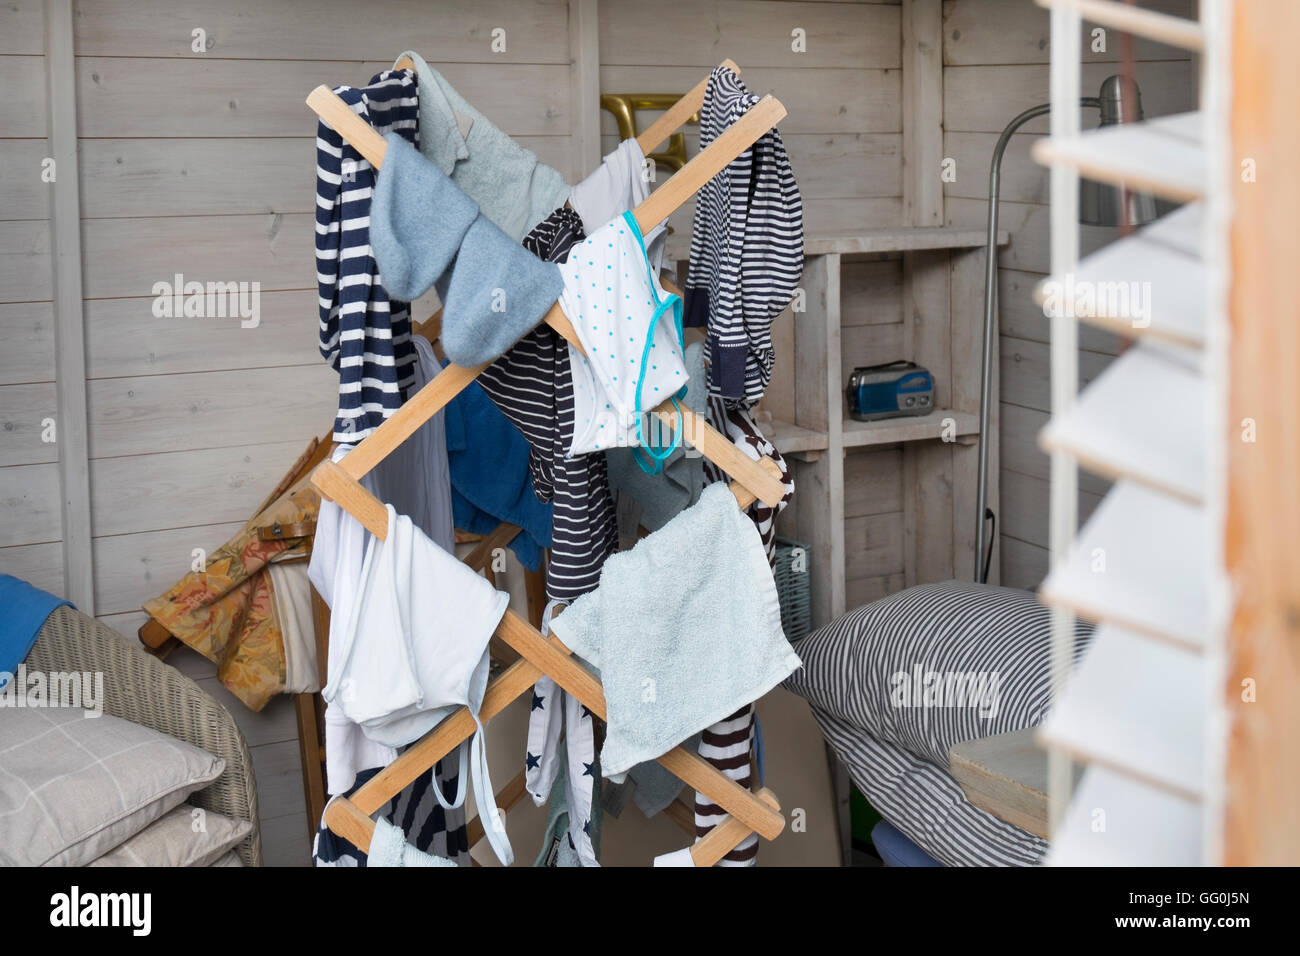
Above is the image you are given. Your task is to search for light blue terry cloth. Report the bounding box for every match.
[370,132,477,303]
[604,340,708,533]
[394,51,571,242]
[550,483,801,778]
[368,816,459,867]
[433,214,564,368]
[0,575,71,684]
[371,133,564,367]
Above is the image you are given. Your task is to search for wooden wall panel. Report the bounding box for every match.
[73,0,572,63]
[0,463,61,548]
[92,521,245,614]
[0,303,56,384]
[844,448,903,517]
[76,58,573,140]
[0,141,52,221]
[0,221,52,304]
[0,30,58,595]
[944,60,1197,134]
[86,366,336,459]
[0,383,58,467]
[942,0,1196,586]
[84,291,322,378]
[0,56,47,136]
[89,440,311,537]
[81,214,314,299]
[599,0,900,69]
[0,0,44,55]
[600,65,901,135]
[0,542,63,594]
[942,0,1198,66]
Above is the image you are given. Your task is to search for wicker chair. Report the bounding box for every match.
[24,606,262,866]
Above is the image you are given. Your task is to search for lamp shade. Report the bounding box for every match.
[1078,75,1161,227]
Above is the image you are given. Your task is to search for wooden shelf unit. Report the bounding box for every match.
[774,227,1008,628]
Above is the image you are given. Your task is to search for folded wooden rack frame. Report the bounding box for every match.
[308,59,789,866]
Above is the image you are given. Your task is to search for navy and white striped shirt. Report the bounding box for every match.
[316,70,420,442]
[685,66,804,407]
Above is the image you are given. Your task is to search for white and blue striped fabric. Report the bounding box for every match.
[315,70,420,442]
[685,65,803,408]
[782,582,1095,866]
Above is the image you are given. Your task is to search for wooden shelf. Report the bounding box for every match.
[761,417,829,456]
[804,227,1008,257]
[842,408,978,447]
[1032,111,1204,203]
[948,728,1075,840]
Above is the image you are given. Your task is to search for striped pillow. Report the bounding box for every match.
[781,582,1094,768]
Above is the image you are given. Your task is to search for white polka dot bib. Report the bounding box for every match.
[562,211,689,472]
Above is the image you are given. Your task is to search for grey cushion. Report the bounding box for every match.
[88,804,251,867]
[0,707,224,866]
[781,582,1095,768]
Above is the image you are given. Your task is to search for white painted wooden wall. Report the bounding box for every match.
[939,0,1198,588]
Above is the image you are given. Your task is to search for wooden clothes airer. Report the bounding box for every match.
[308,61,790,866]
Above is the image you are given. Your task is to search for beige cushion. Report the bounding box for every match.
[88,804,251,867]
[208,850,245,867]
[0,707,224,867]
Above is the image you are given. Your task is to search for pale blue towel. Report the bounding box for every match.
[550,483,801,778]
[371,133,564,367]
[394,51,570,242]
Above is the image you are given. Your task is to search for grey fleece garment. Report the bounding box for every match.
[394,50,570,242]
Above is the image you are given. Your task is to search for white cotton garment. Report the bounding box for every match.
[562,212,690,461]
[653,846,697,867]
[308,337,456,795]
[322,503,515,865]
[568,138,667,274]
[310,477,398,795]
[325,504,507,748]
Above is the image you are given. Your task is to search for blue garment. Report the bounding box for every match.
[0,575,71,686]
[443,373,553,572]
[871,819,944,867]
[370,133,564,368]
